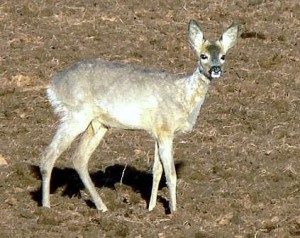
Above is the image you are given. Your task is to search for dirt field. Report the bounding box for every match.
[0,0,300,237]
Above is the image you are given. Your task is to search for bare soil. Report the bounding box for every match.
[0,0,300,237]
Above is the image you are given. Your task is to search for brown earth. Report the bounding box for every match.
[0,0,300,237]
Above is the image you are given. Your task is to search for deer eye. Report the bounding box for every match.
[200,54,208,60]
[220,55,226,61]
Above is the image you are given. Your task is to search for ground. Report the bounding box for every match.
[0,0,300,237]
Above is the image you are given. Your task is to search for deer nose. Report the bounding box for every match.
[209,66,222,79]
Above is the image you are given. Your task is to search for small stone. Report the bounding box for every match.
[0,154,8,165]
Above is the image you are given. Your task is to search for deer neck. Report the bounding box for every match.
[180,66,211,131]
[184,66,210,106]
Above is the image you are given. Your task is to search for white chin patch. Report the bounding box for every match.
[211,72,221,79]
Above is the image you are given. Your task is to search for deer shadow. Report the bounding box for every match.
[30,162,184,214]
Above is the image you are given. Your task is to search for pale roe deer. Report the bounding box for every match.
[40,20,239,213]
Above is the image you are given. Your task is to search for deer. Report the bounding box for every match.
[40,20,239,213]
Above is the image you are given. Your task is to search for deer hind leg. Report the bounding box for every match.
[40,118,89,208]
[148,141,163,211]
[72,119,108,212]
[156,133,177,213]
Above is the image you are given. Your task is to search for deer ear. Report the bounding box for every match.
[188,20,204,56]
[220,22,240,52]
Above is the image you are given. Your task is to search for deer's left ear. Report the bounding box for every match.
[220,22,240,53]
[188,20,204,57]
